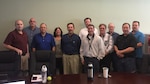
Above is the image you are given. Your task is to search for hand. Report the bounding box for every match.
[116,50,124,58]
[15,48,23,55]
[105,51,108,56]
[81,59,84,65]
[25,53,30,58]
[137,43,142,47]
[118,54,124,58]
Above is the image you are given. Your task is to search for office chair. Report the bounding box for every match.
[0,51,20,77]
[30,50,56,76]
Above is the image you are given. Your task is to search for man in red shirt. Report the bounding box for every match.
[3,20,29,76]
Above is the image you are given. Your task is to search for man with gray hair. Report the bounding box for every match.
[24,18,40,52]
[107,23,119,72]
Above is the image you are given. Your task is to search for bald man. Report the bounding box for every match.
[24,18,40,52]
[107,23,119,72]
[4,20,29,76]
[108,23,119,42]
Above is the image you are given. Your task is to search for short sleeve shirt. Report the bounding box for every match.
[114,33,137,57]
[23,26,40,47]
[32,33,55,50]
[4,29,28,55]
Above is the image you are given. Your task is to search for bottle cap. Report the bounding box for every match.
[88,63,93,67]
[41,65,47,72]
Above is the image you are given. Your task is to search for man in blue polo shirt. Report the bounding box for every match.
[132,21,145,73]
[32,23,55,52]
[61,23,81,74]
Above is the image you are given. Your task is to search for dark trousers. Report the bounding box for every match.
[83,57,99,73]
[112,52,119,72]
[99,53,112,73]
[56,58,63,74]
[136,58,143,73]
[117,57,136,73]
[14,54,21,77]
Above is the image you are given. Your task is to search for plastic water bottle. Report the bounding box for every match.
[41,65,47,83]
[87,63,93,80]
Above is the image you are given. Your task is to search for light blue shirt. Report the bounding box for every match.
[132,31,145,58]
[23,26,40,51]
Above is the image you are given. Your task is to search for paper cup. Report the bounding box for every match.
[103,67,109,78]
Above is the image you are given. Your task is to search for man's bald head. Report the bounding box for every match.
[15,20,24,31]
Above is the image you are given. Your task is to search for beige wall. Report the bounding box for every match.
[0,0,150,50]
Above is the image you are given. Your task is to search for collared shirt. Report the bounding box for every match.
[107,32,119,43]
[23,26,40,48]
[80,34,105,60]
[132,31,145,58]
[4,29,28,55]
[114,33,137,58]
[61,33,81,55]
[100,33,114,53]
[79,27,99,40]
[32,33,55,50]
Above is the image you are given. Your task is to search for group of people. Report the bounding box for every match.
[3,17,145,76]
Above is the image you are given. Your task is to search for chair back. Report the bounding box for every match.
[0,51,20,77]
[30,50,56,76]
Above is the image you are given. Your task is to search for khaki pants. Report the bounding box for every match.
[21,54,29,71]
[63,54,80,74]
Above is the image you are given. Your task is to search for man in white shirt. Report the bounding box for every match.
[80,24,105,73]
[99,23,114,72]
[79,17,99,40]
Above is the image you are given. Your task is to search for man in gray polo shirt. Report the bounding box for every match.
[24,18,40,52]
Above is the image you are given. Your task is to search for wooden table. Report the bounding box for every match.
[50,72,150,84]
[6,72,150,84]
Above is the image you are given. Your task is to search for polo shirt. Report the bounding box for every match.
[23,26,40,47]
[61,33,81,55]
[114,33,137,58]
[4,29,28,55]
[107,32,119,43]
[132,31,145,58]
[32,33,55,50]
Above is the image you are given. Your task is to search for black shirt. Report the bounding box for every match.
[114,33,137,57]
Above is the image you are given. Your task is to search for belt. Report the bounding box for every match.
[22,53,27,56]
[64,53,78,55]
[84,56,97,59]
